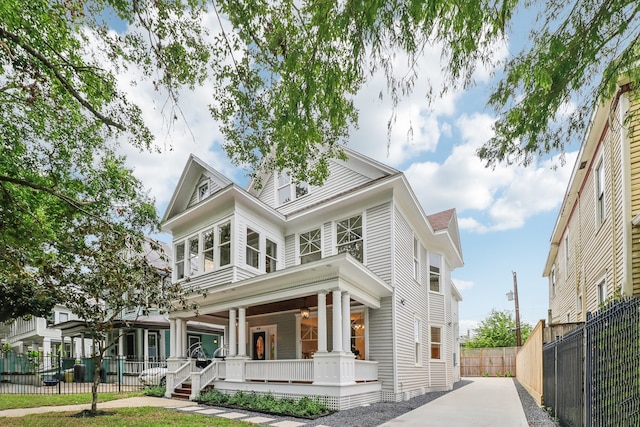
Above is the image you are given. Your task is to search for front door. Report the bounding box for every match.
[250,326,277,360]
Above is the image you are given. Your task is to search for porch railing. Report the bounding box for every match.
[190,360,223,400]
[173,359,193,388]
[245,360,313,383]
[123,358,166,375]
[355,360,378,382]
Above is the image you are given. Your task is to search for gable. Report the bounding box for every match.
[249,148,399,213]
[161,155,233,223]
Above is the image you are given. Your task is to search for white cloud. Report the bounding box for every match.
[459,319,479,336]
[405,112,577,232]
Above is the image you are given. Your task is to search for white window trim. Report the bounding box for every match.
[174,219,233,281]
[198,181,210,201]
[551,265,556,297]
[245,227,261,270]
[414,316,422,366]
[595,158,606,226]
[429,252,443,293]
[597,275,607,305]
[430,325,443,361]
[334,213,365,263]
[276,170,309,206]
[298,227,323,265]
[413,236,421,282]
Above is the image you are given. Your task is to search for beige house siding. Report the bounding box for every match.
[548,91,640,326]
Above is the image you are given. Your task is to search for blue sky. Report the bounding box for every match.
[113,6,581,335]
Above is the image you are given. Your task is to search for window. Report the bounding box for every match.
[246,228,260,269]
[336,215,363,262]
[277,170,309,205]
[265,239,277,273]
[564,235,569,271]
[596,160,605,225]
[351,311,365,359]
[188,236,199,276]
[198,182,209,201]
[430,327,441,359]
[413,237,420,281]
[429,253,441,292]
[148,333,158,358]
[551,265,556,297]
[59,312,69,323]
[300,229,322,264]
[219,222,231,266]
[414,318,422,365]
[597,280,607,305]
[175,242,185,279]
[577,291,582,312]
[175,221,231,280]
[566,312,571,323]
[203,229,215,272]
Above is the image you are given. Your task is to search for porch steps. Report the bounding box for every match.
[171,382,192,400]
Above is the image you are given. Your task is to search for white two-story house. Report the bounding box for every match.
[161,148,463,409]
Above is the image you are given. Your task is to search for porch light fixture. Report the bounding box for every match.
[300,307,311,319]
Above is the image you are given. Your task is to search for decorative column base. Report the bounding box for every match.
[224,356,249,382]
[312,352,356,386]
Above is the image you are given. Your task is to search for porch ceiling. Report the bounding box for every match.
[179,253,393,318]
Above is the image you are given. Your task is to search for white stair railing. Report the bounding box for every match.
[190,360,220,400]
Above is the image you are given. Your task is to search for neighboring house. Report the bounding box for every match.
[161,148,464,409]
[1,304,91,359]
[542,82,640,325]
[55,238,224,377]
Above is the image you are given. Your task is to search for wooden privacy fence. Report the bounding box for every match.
[516,320,544,405]
[460,347,517,377]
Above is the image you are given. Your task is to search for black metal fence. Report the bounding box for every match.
[543,297,640,427]
[0,354,156,394]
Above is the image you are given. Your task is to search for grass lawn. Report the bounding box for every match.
[0,407,253,426]
[0,392,144,410]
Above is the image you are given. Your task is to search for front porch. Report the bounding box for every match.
[166,355,381,410]
[165,254,392,410]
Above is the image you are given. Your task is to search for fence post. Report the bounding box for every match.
[584,312,591,427]
[57,353,61,395]
[554,337,558,419]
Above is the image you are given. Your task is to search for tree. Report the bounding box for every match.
[465,309,533,348]
[0,0,211,321]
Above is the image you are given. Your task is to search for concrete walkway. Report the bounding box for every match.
[379,377,528,427]
[0,396,197,418]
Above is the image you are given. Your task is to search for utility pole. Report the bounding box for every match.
[512,271,522,346]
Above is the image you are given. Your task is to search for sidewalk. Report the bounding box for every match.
[379,377,528,427]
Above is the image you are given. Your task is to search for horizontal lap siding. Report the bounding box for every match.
[629,99,640,296]
[248,312,297,359]
[187,175,226,209]
[275,162,370,215]
[365,202,393,391]
[285,234,295,268]
[394,206,429,393]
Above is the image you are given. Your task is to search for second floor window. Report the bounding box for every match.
[336,215,363,262]
[300,229,321,264]
[175,221,231,281]
[413,237,420,281]
[265,239,277,273]
[188,237,199,276]
[246,228,260,269]
[429,253,441,292]
[596,160,605,225]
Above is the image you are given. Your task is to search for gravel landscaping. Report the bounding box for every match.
[191,378,559,426]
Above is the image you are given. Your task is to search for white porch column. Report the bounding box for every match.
[317,292,327,353]
[168,321,176,358]
[238,307,247,357]
[228,309,237,357]
[175,319,184,358]
[136,328,143,358]
[118,329,124,357]
[342,292,351,354]
[181,320,188,356]
[81,335,86,358]
[143,329,149,370]
[332,290,343,353]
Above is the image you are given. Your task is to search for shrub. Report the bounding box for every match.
[143,386,166,397]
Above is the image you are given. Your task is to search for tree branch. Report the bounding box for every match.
[0,26,124,131]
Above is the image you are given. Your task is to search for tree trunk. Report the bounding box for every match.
[91,356,102,414]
